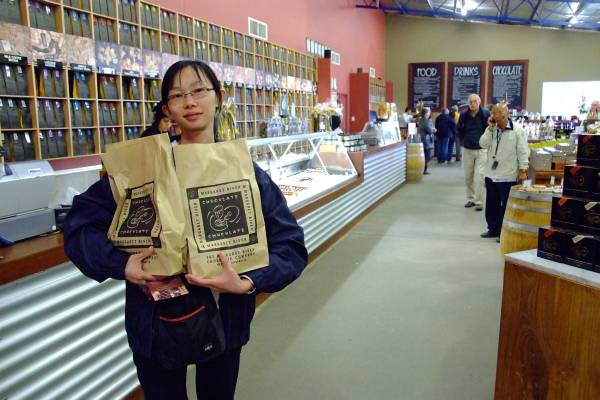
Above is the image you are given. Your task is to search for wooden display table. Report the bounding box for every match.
[527,166,564,185]
[495,250,600,399]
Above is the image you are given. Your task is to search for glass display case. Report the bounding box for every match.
[247,132,358,210]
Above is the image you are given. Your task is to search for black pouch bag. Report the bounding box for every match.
[153,283,226,370]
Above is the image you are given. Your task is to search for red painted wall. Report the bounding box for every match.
[150,0,386,98]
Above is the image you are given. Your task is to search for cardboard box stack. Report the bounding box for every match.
[538,135,600,272]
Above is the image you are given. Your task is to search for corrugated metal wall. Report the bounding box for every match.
[0,146,406,400]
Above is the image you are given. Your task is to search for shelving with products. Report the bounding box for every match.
[0,0,317,162]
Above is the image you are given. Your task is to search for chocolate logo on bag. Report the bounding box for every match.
[113,182,162,249]
[120,194,157,236]
[187,179,258,252]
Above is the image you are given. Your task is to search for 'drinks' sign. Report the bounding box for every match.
[448,62,484,109]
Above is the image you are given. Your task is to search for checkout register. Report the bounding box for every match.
[0,158,57,245]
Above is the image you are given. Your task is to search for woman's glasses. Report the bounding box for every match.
[167,87,214,106]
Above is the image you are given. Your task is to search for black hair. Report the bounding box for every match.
[405,107,410,112]
[331,115,341,130]
[161,60,223,106]
[150,102,168,130]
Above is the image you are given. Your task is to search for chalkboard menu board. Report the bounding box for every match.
[447,61,486,110]
[408,62,445,112]
[487,60,528,110]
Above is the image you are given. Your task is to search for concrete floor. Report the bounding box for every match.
[204,162,506,399]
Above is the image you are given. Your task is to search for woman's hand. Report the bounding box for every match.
[185,253,253,294]
[124,247,157,285]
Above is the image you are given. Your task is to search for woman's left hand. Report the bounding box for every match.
[185,253,253,294]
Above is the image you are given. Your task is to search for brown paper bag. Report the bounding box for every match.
[102,133,186,276]
[173,139,269,278]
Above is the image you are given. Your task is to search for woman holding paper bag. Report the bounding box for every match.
[63,60,308,399]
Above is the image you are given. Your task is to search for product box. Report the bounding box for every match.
[54,70,64,97]
[0,65,7,94]
[577,134,600,167]
[581,201,600,235]
[18,99,32,128]
[99,102,109,125]
[93,0,105,15]
[39,131,49,159]
[54,100,65,127]
[71,100,84,127]
[3,65,17,95]
[106,0,114,17]
[101,127,110,150]
[3,0,22,25]
[564,233,598,272]
[56,130,68,157]
[6,98,19,129]
[1,98,11,128]
[537,227,566,263]
[131,25,139,47]
[124,101,133,125]
[71,10,82,36]
[121,0,131,21]
[106,20,115,43]
[15,65,27,96]
[109,102,118,125]
[132,102,140,124]
[43,99,56,128]
[563,165,600,200]
[13,132,25,161]
[85,129,95,153]
[83,100,93,126]
[46,130,58,158]
[64,10,73,35]
[81,13,91,37]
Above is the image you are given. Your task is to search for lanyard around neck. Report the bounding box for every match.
[494,128,502,158]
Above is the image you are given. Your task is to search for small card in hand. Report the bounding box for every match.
[142,275,189,301]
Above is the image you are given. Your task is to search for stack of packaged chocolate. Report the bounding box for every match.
[538,135,600,272]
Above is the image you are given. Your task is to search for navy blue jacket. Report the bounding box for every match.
[63,163,308,358]
[457,107,490,150]
[434,113,456,139]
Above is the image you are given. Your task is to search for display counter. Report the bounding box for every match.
[495,250,600,399]
[0,137,406,400]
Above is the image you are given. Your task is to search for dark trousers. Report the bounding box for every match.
[133,347,242,400]
[424,147,432,172]
[484,178,516,235]
[447,137,455,161]
[437,137,449,163]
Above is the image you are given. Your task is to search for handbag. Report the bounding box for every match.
[153,281,226,369]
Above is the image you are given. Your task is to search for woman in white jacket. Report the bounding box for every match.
[478,102,529,240]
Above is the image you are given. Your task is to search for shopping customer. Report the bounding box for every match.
[450,105,460,162]
[141,102,173,138]
[479,101,529,240]
[63,60,308,400]
[434,108,455,163]
[457,94,490,211]
[418,107,435,174]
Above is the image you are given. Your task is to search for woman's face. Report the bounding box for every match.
[162,66,219,136]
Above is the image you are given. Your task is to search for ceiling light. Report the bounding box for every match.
[570,2,580,11]
[569,16,578,24]
[461,7,468,16]
[568,24,573,27]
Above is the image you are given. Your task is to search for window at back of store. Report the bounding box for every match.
[542,81,600,117]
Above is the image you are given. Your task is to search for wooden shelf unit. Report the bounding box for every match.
[0,0,317,161]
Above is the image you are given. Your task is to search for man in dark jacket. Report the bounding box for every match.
[457,94,490,211]
[434,108,456,163]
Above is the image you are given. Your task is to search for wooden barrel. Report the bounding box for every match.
[500,186,552,255]
[407,143,425,181]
